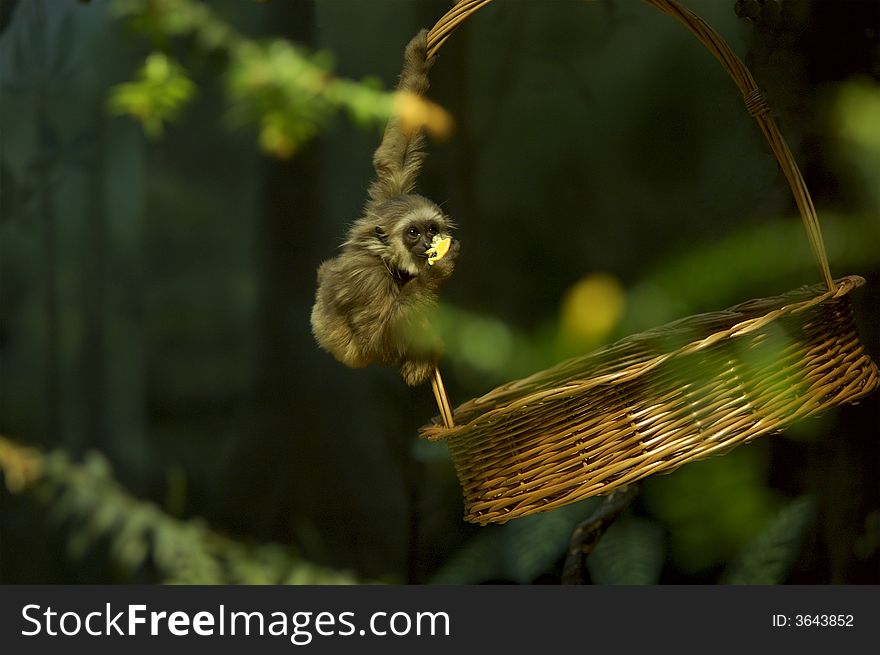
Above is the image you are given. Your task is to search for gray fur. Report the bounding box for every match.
[310,30,459,386]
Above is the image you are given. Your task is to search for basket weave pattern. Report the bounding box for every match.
[422,276,878,524]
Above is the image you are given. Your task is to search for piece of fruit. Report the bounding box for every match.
[426,235,451,266]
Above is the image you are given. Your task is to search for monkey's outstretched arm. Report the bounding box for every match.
[367,29,435,204]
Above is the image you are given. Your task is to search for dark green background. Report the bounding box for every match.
[1,0,878,584]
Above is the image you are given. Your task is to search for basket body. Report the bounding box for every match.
[421,276,878,524]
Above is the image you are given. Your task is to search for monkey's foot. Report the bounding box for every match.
[400,360,434,386]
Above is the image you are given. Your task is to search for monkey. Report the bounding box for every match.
[310,29,460,387]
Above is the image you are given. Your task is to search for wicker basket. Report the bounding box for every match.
[423,275,877,523]
[418,0,880,525]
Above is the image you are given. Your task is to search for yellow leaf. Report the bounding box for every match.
[560,273,625,349]
[394,91,454,140]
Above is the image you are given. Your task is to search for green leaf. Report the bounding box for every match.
[430,529,504,584]
[110,0,396,157]
[502,499,599,583]
[587,517,665,585]
[722,496,816,585]
[643,443,783,574]
[107,52,196,137]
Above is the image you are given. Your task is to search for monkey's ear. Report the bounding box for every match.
[374,226,389,245]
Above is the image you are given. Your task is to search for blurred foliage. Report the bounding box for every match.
[586,516,665,585]
[834,80,880,152]
[431,499,600,584]
[109,0,394,157]
[643,445,783,575]
[437,210,879,390]
[108,51,195,137]
[394,89,455,141]
[832,79,880,209]
[559,272,625,351]
[0,437,360,584]
[723,496,816,584]
[432,477,814,585]
[854,510,880,561]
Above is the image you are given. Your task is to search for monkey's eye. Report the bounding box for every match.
[427,224,439,236]
[407,226,420,239]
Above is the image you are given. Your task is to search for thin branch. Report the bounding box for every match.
[561,485,639,585]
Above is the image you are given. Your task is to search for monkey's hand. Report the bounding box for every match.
[399,29,434,94]
[423,237,459,285]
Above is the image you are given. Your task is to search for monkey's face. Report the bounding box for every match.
[403,219,441,257]
[393,214,450,275]
[375,195,452,276]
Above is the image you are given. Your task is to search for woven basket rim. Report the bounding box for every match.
[436,273,878,523]
[421,275,865,441]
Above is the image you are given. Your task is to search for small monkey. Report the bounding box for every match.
[310,30,459,386]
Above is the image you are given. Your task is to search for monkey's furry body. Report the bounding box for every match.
[310,30,459,386]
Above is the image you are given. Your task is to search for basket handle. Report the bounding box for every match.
[426,0,835,291]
